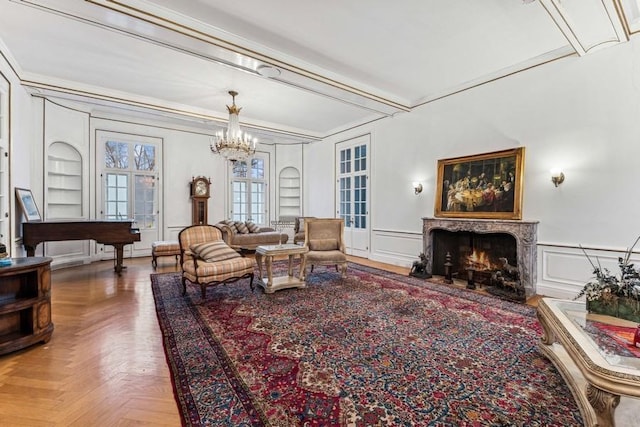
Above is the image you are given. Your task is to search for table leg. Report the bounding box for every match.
[266,255,273,288]
[256,252,263,279]
[586,384,620,427]
[536,304,556,345]
[299,256,307,281]
[287,254,294,276]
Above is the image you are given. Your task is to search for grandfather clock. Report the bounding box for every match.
[190,176,211,225]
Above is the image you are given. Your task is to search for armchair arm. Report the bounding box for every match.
[184,249,199,266]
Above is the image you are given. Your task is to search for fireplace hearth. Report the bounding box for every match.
[422,217,538,300]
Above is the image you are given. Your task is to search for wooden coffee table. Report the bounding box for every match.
[537,298,640,427]
[255,244,308,293]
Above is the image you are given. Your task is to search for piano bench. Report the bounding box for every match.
[152,241,181,268]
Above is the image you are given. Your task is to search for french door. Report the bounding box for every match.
[229,156,268,226]
[97,131,161,258]
[336,135,370,257]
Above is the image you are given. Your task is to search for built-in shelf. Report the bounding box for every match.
[279,167,300,219]
[47,142,83,219]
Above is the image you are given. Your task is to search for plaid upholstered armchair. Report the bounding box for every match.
[178,224,256,299]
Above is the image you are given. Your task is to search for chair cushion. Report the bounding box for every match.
[190,241,241,262]
[182,257,255,282]
[305,250,347,263]
[308,238,339,251]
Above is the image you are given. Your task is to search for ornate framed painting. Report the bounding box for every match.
[434,147,525,220]
[15,187,42,222]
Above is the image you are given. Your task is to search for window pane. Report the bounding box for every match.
[134,144,156,171]
[105,141,128,169]
[106,173,129,219]
[134,174,156,228]
[251,158,264,179]
[233,161,248,178]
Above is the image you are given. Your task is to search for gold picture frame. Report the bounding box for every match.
[15,187,42,222]
[435,147,525,220]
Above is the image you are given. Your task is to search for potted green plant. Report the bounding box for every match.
[575,236,640,323]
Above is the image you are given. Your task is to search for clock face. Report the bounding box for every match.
[195,180,208,196]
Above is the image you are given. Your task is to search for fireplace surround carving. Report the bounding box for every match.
[422,217,538,298]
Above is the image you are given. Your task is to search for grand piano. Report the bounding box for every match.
[22,220,141,274]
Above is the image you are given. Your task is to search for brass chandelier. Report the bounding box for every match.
[210,90,257,162]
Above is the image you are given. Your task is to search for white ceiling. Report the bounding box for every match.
[0,0,633,143]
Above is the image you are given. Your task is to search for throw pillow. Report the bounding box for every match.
[190,241,241,262]
[235,221,249,234]
[222,219,238,233]
[246,221,261,233]
[308,238,339,251]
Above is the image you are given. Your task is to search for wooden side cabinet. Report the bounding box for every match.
[0,257,53,355]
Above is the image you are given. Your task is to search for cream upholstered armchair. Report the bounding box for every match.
[178,224,256,299]
[300,218,347,280]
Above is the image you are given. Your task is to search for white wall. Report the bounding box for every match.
[0,52,41,257]
[7,34,640,297]
[90,114,234,241]
[305,37,640,298]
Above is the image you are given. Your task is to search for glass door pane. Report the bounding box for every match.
[105,173,129,220]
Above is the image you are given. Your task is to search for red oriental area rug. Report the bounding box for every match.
[151,263,582,426]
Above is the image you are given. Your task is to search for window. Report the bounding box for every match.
[103,139,158,228]
[338,144,367,229]
[230,156,268,225]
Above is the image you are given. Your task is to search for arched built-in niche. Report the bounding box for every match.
[47,142,82,219]
[278,166,300,220]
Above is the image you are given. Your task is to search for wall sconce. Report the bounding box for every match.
[413,182,423,195]
[550,168,565,187]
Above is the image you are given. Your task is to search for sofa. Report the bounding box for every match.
[214,220,289,251]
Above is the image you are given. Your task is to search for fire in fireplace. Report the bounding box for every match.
[422,217,538,300]
[432,230,524,301]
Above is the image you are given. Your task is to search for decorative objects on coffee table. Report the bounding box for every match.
[255,244,308,293]
[434,147,524,220]
[575,237,640,323]
[270,218,295,247]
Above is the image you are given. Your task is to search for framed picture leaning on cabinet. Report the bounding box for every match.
[15,187,42,222]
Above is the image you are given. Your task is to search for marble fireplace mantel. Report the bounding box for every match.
[422,217,539,298]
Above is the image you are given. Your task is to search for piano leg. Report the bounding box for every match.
[113,244,126,275]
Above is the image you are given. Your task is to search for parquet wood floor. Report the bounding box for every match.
[0,257,183,426]
[0,254,536,426]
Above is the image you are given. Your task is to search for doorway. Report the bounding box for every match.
[335,135,370,257]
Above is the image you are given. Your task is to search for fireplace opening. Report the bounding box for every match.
[432,230,524,302]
